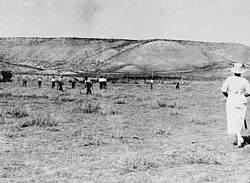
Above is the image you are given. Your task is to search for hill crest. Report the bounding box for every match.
[0,37,250,75]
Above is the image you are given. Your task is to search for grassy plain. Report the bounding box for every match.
[0,77,250,183]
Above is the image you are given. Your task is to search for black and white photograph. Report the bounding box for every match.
[0,0,250,182]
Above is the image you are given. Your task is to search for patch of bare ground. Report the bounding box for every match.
[0,79,250,182]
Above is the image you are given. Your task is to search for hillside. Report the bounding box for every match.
[0,37,250,75]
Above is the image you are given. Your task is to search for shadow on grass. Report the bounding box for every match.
[243,136,250,146]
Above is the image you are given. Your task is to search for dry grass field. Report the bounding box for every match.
[1,77,250,183]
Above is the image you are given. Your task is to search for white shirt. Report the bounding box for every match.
[99,78,106,82]
[221,76,250,105]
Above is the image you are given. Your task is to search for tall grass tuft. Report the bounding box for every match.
[20,113,58,127]
[123,154,159,173]
[0,92,12,98]
[5,106,29,118]
[71,101,101,114]
[4,126,21,138]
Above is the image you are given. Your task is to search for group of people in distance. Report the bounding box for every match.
[18,63,250,148]
[22,75,107,94]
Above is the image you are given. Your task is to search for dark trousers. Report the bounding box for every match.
[23,81,27,87]
[100,82,104,89]
[100,82,107,89]
[38,81,42,88]
[58,82,63,91]
[52,81,55,89]
[72,82,76,89]
[86,88,92,95]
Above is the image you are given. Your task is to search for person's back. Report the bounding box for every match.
[222,75,249,105]
[221,63,250,147]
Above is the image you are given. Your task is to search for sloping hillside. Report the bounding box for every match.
[0,37,250,74]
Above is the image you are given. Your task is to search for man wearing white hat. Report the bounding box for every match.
[221,63,250,147]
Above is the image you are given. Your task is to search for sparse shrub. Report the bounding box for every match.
[71,101,101,114]
[165,149,222,166]
[0,92,12,98]
[157,100,167,108]
[112,93,135,100]
[167,101,177,108]
[170,110,180,116]
[94,93,102,97]
[100,108,121,115]
[49,94,60,101]
[4,126,21,138]
[108,109,121,115]
[0,117,6,124]
[14,94,49,99]
[111,94,123,100]
[136,97,143,102]
[19,113,58,127]
[184,155,221,165]
[189,119,206,125]
[5,106,29,118]
[0,109,4,118]
[60,96,76,102]
[155,129,171,136]
[123,155,159,173]
[103,94,113,99]
[114,99,126,104]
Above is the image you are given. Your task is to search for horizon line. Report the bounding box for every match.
[0,36,247,46]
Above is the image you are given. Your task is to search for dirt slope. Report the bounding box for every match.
[0,37,250,73]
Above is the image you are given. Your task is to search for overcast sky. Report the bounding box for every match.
[0,0,250,46]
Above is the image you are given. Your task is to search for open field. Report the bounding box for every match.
[1,77,250,183]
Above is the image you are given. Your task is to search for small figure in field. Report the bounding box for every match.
[150,78,154,90]
[51,76,56,89]
[56,77,60,90]
[38,77,42,88]
[176,82,180,90]
[58,76,64,92]
[221,63,250,148]
[99,76,107,89]
[85,76,93,95]
[22,77,28,87]
[69,77,77,89]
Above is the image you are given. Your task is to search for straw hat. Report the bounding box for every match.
[231,63,246,74]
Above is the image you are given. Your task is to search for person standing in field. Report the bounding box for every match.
[176,82,180,90]
[38,77,42,88]
[69,77,77,89]
[85,76,93,95]
[99,76,107,89]
[58,76,64,92]
[22,76,28,87]
[221,63,250,148]
[51,76,56,89]
[150,78,154,90]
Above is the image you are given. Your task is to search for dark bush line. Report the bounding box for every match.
[0,92,12,98]
[12,94,49,99]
